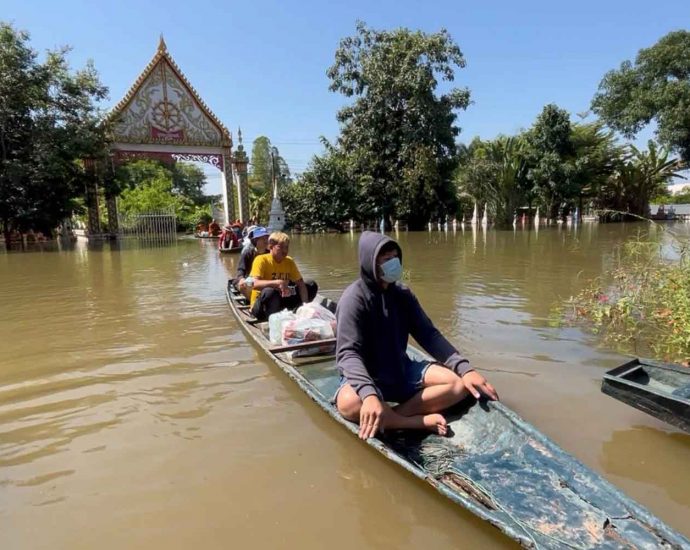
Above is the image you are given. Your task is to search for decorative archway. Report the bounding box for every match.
[86,37,249,237]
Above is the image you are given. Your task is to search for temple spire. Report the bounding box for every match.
[158,34,167,53]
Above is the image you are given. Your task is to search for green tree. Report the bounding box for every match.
[0,23,107,245]
[327,22,470,229]
[605,141,682,217]
[172,162,206,204]
[114,159,213,230]
[115,159,207,203]
[249,136,272,190]
[525,104,576,219]
[455,136,529,228]
[569,120,624,215]
[249,136,291,190]
[282,149,354,231]
[592,30,690,163]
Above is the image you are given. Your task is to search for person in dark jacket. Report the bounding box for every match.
[335,231,498,440]
[231,226,269,296]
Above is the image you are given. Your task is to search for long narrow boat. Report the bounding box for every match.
[226,284,689,549]
[602,358,690,433]
[218,245,241,254]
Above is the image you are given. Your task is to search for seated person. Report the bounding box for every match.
[248,231,318,321]
[208,219,221,236]
[335,232,498,440]
[233,226,269,296]
[196,221,209,235]
[219,223,239,250]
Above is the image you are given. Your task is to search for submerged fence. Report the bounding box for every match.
[118,207,177,241]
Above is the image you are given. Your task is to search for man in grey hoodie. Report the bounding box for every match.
[335,232,498,440]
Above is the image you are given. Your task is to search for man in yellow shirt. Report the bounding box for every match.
[249,232,318,320]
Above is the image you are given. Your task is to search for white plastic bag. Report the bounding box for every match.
[282,317,336,358]
[281,318,334,344]
[295,301,337,334]
[268,309,297,344]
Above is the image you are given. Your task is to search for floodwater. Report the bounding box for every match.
[1,223,689,549]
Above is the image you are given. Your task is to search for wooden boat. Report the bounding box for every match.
[602,358,690,433]
[219,245,241,254]
[226,284,689,549]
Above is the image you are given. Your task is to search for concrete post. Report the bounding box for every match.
[232,146,250,224]
[222,151,236,224]
[84,158,100,236]
[106,194,119,236]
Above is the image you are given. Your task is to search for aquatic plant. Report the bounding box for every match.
[560,227,690,364]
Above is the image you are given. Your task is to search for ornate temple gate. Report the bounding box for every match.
[83,37,249,238]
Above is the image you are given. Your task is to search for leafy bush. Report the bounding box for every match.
[560,231,690,363]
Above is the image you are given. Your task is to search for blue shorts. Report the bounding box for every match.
[334,358,432,404]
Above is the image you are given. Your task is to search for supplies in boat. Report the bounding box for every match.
[268,301,337,358]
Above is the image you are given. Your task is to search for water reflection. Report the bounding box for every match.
[600,426,690,507]
[2,224,690,545]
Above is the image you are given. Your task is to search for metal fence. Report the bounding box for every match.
[118,207,177,241]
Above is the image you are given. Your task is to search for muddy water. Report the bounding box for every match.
[1,224,689,549]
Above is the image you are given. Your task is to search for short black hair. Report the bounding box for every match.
[378,241,399,257]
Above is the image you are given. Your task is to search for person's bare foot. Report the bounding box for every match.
[423,413,448,436]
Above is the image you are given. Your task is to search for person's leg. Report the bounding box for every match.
[251,287,281,320]
[304,279,318,302]
[336,383,448,435]
[394,364,469,417]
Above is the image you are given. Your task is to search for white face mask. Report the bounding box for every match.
[380,257,402,283]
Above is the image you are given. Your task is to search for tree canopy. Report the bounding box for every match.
[0,22,107,240]
[325,22,469,229]
[592,30,690,163]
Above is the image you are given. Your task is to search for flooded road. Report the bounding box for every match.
[1,224,689,549]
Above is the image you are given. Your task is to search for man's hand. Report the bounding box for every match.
[277,279,290,297]
[359,395,384,440]
[238,278,246,290]
[462,371,499,401]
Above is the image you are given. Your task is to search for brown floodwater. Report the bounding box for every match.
[1,223,689,549]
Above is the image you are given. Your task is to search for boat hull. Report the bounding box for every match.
[226,285,689,549]
[602,358,690,433]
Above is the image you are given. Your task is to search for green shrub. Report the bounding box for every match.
[561,231,690,363]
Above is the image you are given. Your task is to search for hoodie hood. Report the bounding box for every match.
[358,231,402,287]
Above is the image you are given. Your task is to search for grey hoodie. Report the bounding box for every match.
[336,231,472,401]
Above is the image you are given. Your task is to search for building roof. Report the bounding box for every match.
[109,36,232,148]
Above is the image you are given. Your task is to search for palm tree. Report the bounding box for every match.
[248,184,270,224]
[455,136,529,228]
[607,141,682,217]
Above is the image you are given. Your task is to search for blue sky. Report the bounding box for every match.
[4,0,688,190]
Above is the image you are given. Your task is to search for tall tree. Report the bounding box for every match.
[249,136,291,191]
[455,136,529,228]
[525,104,576,219]
[592,30,690,163]
[569,120,623,213]
[0,23,108,244]
[171,162,206,204]
[327,22,470,229]
[249,136,272,190]
[282,149,354,231]
[610,141,682,217]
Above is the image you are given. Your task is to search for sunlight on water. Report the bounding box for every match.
[0,225,688,548]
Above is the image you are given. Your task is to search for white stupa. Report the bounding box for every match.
[267,177,285,232]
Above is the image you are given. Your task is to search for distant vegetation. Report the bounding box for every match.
[558,231,690,364]
[282,25,689,231]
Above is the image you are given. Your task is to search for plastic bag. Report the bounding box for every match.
[295,301,337,334]
[268,309,297,344]
[282,318,335,358]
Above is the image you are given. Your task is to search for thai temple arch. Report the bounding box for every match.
[98,36,249,236]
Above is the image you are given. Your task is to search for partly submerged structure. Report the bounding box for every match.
[83,37,250,238]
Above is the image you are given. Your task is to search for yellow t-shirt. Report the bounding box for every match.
[249,254,303,306]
